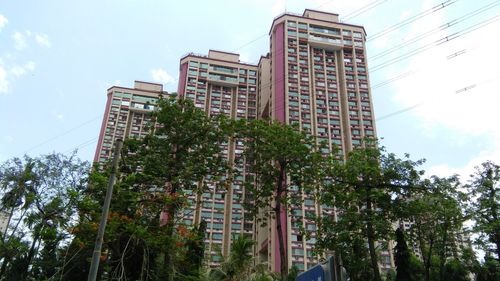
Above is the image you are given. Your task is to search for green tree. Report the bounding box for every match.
[317,144,423,281]
[441,259,469,281]
[62,164,197,281]
[0,152,90,281]
[178,221,208,280]
[476,255,500,281]
[467,161,500,260]
[120,96,232,279]
[237,119,327,279]
[209,235,256,281]
[63,96,232,280]
[394,228,412,281]
[402,176,467,281]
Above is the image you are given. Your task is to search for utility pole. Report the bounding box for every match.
[87,139,123,281]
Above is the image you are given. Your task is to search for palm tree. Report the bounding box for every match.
[209,235,255,281]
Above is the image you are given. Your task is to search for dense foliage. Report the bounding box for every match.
[0,98,498,281]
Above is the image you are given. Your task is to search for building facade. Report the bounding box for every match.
[94,81,165,164]
[94,9,384,273]
[177,50,259,263]
[255,9,382,273]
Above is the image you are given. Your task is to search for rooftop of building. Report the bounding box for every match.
[180,49,258,67]
[107,80,166,94]
[269,9,367,36]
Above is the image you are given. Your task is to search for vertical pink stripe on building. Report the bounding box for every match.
[178,62,188,96]
[273,22,288,272]
[274,23,286,123]
[93,92,113,163]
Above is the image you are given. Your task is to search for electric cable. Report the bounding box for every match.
[367,0,459,41]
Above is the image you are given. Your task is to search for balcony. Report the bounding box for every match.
[208,74,239,86]
[309,35,343,50]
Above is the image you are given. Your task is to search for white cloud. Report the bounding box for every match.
[387,2,500,178]
[391,19,500,137]
[0,14,7,31]
[51,111,64,120]
[426,139,500,181]
[0,60,36,94]
[151,68,176,84]
[0,66,8,93]
[35,33,51,48]
[25,61,35,71]
[4,136,14,143]
[10,61,36,77]
[12,31,28,50]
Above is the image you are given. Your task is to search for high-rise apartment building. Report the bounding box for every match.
[177,50,259,262]
[94,9,383,273]
[252,9,381,273]
[94,81,165,164]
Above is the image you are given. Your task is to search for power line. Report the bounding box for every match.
[371,35,492,90]
[63,137,99,155]
[376,104,422,121]
[371,70,416,89]
[24,115,101,154]
[367,0,459,41]
[370,12,500,72]
[342,0,389,21]
[376,75,500,121]
[370,0,500,61]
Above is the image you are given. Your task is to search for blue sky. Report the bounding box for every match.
[1,0,499,180]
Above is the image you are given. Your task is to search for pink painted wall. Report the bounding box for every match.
[177,62,188,96]
[274,23,286,122]
[273,22,288,272]
[93,92,113,163]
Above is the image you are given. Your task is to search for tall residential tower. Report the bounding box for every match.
[256,9,381,273]
[94,9,384,273]
[94,81,165,164]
